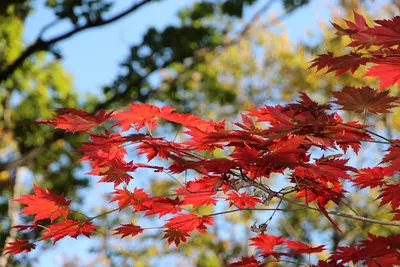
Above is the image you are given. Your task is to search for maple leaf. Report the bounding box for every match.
[185,175,229,192]
[159,112,210,130]
[176,188,217,208]
[365,64,400,89]
[249,234,284,254]
[112,104,174,131]
[38,108,113,133]
[309,52,368,76]
[330,246,360,264]
[110,187,150,211]
[40,219,97,243]
[353,166,393,189]
[162,228,191,247]
[312,260,345,267]
[378,184,400,210]
[3,239,36,255]
[89,158,137,187]
[113,223,144,238]
[226,191,262,209]
[144,197,182,218]
[12,224,38,232]
[381,142,400,171]
[332,86,399,114]
[15,184,72,222]
[285,240,325,254]
[333,11,400,49]
[137,138,180,161]
[164,213,213,233]
[78,132,128,165]
[227,256,261,267]
[329,234,400,266]
[332,11,373,49]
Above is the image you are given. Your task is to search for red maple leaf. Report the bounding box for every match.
[381,142,400,170]
[3,239,36,255]
[12,224,38,232]
[89,158,137,187]
[312,260,345,267]
[145,197,182,218]
[249,234,285,254]
[226,191,262,209]
[110,187,150,211]
[332,86,399,114]
[185,175,229,192]
[40,219,97,243]
[352,166,393,189]
[378,184,400,210]
[332,11,373,49]
[162,228,191,247]
[333,11,400,49]
[176,188,217,208]
[164,213,213,233]
[365,64,400,89]
[309,52,368,76]
[78,132,128,164]
[15,185,72,222]
[285,240,325,254]
[112,104,174,131]
[227,256,261,267]
[330,234,400,265]
[38,108,113,133]
[330,246,360,264]
[113,223,144,238]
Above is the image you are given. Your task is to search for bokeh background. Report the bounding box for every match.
[1,0,399,266]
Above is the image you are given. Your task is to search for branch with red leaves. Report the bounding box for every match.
[5,11,400,267]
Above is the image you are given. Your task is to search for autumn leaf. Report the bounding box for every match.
[227,256,261,267]
[285,240,325,254]
[185,175,229,192]
[353,166,393,189]
[110,187,150,211]
[332,86,399,114]
[145,197,182,218]
[162,228,191,247]
[378,184,400,210]
[309,52,368,76]
[176,188,217,208]
[40,219,97,243]
[226,191,262,209]
[164,213,213,233]
[112,104,174,131]
[12,224,38,232]
[88,158,136,187]
[3,239,36,255]
[15,184,72,222]
[113,223,143,238]
[249,234,285,254]
[381,142,400,171]
[365,64,400,89]
[38,108,113,133]
[78,132,128,164]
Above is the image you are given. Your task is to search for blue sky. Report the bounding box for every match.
[19,0,388,266]
[24,0,334,97]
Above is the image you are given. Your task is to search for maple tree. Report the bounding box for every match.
[5,11,400,266]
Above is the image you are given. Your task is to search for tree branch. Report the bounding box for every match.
[248,180,400,228]
[0,0,153,83]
